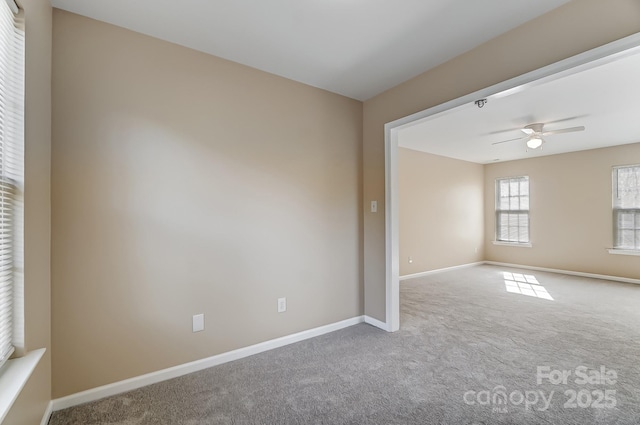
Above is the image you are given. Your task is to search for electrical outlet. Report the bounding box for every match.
[192,314,204,332]
[277,297,286,313]
[408,256,413,264]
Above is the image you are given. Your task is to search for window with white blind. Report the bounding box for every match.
[612,165,640,251]
[0,0,24,370]
[495,176,530,244]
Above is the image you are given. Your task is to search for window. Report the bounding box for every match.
[495,176,530,244]
[612,165,640,251]
[0,0,24,369]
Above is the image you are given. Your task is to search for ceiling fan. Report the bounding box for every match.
[492,122,585,150]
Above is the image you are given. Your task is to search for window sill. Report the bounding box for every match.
[0,348,45,423]
[492,241,532,248]
[607,249,640,256]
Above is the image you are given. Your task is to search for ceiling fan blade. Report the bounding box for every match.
[492,136,526,145]
[521,128,535,135]
[542,126,585,136]
[486,126,525,136]
[544,115,589,126]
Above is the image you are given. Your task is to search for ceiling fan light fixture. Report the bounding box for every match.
[526,137,543,149]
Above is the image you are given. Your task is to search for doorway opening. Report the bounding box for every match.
[381,33,640,332]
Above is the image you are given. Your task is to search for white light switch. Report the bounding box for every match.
[371,201,377,213]
[278,297,286,313]
[192,314,204,332]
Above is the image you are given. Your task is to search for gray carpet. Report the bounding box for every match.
[49,265,640,424]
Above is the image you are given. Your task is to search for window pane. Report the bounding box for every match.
[500,181,509,196]
[509,213,518,228]
[519,214,529,242]
[520,196,529,210]
[510,196,519,210]
[620,230,635,249]
[510,181,519,196]
[508,222,518,241]
[519,213,529,227]
[499,196,510,210]
[618,212,635,229]
[499,213,508,226]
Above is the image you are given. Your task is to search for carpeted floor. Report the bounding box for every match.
[49,265,640,424]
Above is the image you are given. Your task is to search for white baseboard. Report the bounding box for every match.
[399,261,484,281]
[401,261,640,286]
[52,316,365,411]
[40,401,53,425]
[484,261,640,285]
[364,315,390,331]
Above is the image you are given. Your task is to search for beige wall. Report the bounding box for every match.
[4,0,53,424]
[484,142,640,279]
[363,0,640,322]
[398,148,483,276]
[51,10,363,398]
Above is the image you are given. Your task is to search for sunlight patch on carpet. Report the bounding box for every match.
[503,272,554,301]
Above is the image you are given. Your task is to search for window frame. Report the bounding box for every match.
[494,176,531,246]
[611,164,640,253]
[0,0,24,371]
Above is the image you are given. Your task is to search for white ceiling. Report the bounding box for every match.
[398,48,640,164]
[49,0,569,101]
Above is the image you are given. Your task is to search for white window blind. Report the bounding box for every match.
[613,165,640,251]
[496,176,530,244]
[0,0,24,369]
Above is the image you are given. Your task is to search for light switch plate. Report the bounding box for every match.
[192,314,204,332]
[371,201,377,213]
[277,297,286,313]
